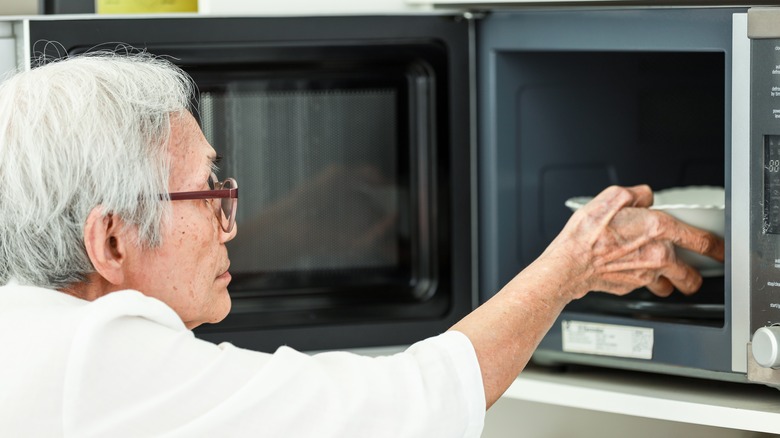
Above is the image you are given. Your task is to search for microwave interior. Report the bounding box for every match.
[488,49,726,326]
[166,43,456,333]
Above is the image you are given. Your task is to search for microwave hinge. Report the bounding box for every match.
[452,10,487,21]
[464,10,486,20]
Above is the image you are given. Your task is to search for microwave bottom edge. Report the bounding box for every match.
[530,349,749,385]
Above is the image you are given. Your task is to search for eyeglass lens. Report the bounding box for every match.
[210,173,236,233]
[220,179,236,232]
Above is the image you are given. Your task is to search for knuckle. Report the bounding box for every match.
[645,243,673,266]
[679,273,703,294]
[644,212,666,239]
[695,234,718,255]
[612,186,633,203]
[601,185,632,205]
[638,270,657,285]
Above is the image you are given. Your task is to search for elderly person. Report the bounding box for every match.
[0,53,723,437]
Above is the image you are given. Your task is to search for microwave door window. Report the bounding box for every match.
[198,82,416,306]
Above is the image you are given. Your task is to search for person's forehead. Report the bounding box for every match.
[168,112,216,188]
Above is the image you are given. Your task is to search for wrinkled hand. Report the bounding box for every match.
[543,185,725,299]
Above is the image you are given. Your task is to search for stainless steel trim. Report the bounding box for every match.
[732,12,751,374]
[747,343,780,387]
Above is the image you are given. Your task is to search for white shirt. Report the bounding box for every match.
[0,284,485,437]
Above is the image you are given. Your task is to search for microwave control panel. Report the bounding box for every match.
[763,135,780,234]
[750,38,780,343]
[748,6,780,380]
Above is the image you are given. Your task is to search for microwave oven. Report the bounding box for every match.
[3,6,779,387]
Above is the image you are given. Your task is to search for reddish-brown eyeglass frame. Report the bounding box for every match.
[166,176,238,233]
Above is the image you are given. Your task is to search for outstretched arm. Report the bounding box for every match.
[450,185,725,408]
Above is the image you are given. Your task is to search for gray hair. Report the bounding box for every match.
[0,52,196,289]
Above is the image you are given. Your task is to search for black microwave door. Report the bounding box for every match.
[27,15,473,352]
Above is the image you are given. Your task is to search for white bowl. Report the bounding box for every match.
[565,186,725,276]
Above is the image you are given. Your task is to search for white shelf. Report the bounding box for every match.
[504,365,780,434]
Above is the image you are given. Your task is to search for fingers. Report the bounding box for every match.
[653,211,726,263]
[578,185,648,232]
[656,259,703,296]
[599,265,702,297]
[598,263,702,297]
[587,184,653,208]
[605,209,723,292]
[582,184,654,222]
[625,184,653,208]
[645,276,674,297]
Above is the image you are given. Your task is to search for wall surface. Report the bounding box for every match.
[199,0,431,14]
[0,0,429,16]
[0,0,37,15]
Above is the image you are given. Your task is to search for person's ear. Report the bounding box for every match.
[83,207,127,286]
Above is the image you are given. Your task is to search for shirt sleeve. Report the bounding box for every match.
[63,292,485,438]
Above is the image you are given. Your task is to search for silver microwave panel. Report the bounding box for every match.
[731,11,751,376]
[748,7,780,385]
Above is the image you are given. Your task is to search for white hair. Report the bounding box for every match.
[0,52,195,289]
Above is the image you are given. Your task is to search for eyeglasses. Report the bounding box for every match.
[166,173,238,233]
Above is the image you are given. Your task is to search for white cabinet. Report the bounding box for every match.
[346,346,780,436]
[482,365,780,437]
[483,399,777,438]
